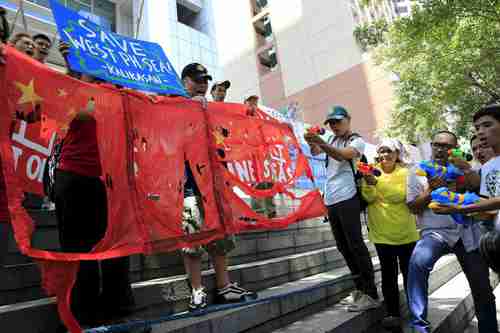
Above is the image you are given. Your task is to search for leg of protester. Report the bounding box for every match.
[454,241,498,333]
[407,235,450,333]
[328,196,378,311]
[55,170,108,326]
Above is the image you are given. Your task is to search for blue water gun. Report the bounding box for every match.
[428,187,480,226]
[416,160,463,182]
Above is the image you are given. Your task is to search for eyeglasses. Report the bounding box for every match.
[431,142,455,151]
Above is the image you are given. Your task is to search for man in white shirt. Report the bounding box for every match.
[407,130,497,333]
[305,106,378,312]
[432,105,500,273]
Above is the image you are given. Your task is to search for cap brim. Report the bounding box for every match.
[192,74,213,81]
[324,116,345,124]
[213,80,231,90]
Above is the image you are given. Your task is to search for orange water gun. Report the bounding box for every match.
[307,126,326,135]
[357,162,382,177]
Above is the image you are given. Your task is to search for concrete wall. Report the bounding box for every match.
[214,0,396,142]
[212,0,262,103]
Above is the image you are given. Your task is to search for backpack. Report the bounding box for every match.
[326,133,369,212]
[43,140,64,203]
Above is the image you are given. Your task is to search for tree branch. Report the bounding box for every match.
[467,72,500,102]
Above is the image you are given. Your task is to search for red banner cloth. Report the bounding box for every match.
[0,47,326,332]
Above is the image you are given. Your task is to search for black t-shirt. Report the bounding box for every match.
[184,161,200,198]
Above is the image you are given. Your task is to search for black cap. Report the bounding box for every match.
[211,80,231,92]
[244,94,259,103]
[181,63,213,81]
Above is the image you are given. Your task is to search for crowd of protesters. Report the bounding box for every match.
[0,9,258,332]
[2,6,500,333]
[303,106,500,333]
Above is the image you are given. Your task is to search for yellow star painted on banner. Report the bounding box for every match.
[15,79,43,107]
[67,107,76,117]
[58,89,68,97]
[213,130,226,146]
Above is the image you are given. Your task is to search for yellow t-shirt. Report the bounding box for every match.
[361,165,419,245]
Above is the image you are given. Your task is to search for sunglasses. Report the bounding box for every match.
[326,119,344,125]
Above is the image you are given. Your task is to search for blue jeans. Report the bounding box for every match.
[408,234,497,333]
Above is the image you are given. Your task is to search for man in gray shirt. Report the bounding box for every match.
[305,106,378,312]
[406,130,497,333]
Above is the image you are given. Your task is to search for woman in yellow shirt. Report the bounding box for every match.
[361,139,419,330]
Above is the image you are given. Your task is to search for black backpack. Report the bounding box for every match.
[43,140,64,203]
[326,133,369,212]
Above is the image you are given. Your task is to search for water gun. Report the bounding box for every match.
[357,162,382,177]
[307,126,326,135]
[449,149,473,161]
[416,160,463,182]
[428,187,480,226]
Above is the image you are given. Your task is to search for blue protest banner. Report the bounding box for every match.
[49,0,187,96]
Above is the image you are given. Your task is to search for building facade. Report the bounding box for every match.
[213,0,410,142]
[2,0,411,141]
[2,0,221,79]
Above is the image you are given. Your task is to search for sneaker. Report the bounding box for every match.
[340,290,362,305]
[188,287,207,311]
[347,294,379,312]
[411,320,432,333]
[214,282,258,304]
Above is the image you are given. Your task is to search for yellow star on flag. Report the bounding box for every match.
[67,107,77,117]
[58,89,68,97]
[213,130,226,146]
[15,79,43,107]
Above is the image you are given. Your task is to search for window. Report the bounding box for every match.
[251,0,268,16]
[254,15,273,39]
[176,2,207,34]
[93,0,116,31]
[29,0,51,7]
[27,0,116,31]
[67,0,91,12]
[258,46,277,71]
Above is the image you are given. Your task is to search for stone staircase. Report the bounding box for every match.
[464,283,500,333]
[272,258,500,333]
[1,196,498,333]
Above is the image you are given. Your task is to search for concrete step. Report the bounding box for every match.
[0,243,377,333]
[463,279,500,333]
[375,268,500,333]
[396,269,499,333]
[128,255,460,333]
[0,217,338,305]
[271,255,461,333]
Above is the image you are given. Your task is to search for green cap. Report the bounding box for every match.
[324,106,350,124]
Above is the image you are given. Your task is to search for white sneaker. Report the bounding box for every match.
[347,294,379,312]
[188,287,207,311]
[340,290,362,305]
